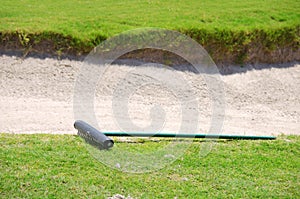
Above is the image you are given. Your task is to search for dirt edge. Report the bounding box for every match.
[1,28,299,65]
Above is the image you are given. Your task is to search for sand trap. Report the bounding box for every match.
[0,55,299,136]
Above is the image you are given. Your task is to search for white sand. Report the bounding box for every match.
[0,55,299,136]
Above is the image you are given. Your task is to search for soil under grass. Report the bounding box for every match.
[1,0,299,64]
[1,133,299,198]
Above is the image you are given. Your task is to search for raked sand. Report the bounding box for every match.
[0,55,299,136]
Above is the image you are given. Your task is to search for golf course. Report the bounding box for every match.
[1,0,299,198]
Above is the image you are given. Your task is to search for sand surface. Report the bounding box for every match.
[0,54,299,136]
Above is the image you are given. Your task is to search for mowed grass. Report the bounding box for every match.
[1,0,299,63]
[1,0,299,41]
[1,133,299,198]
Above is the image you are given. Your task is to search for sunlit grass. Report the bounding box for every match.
[1,0,299,40]
[1,133,299,198]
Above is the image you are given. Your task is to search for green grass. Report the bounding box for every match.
[1,0,299,39]
[1,133,299,198]
[0,0,299,63]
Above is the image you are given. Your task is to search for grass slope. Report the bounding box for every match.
[1,134,299,198]
[1,0,299,39]
[0,0,299,63]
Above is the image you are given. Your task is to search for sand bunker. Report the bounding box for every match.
[0,55,299,136]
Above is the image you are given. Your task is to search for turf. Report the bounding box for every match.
[1,0,299,63]
[1,0,299,40]
[1,133,299,198]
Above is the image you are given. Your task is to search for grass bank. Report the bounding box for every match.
[1,133,299,198]
[0,0,299,64]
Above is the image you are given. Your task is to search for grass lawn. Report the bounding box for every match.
[1,0,299,40]
[1,0,299,63]
[1,133,299,198]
